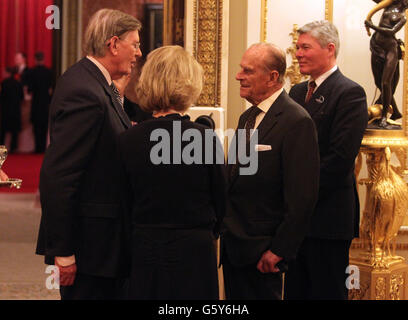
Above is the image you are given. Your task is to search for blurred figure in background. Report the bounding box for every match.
[28,52,54,153]
[14,52,30,86]
[0,67,23,152]
[14,52,33,153]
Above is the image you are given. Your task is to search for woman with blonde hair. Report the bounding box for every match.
[118,45,226,299]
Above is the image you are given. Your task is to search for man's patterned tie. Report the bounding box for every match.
[110,82,124,109]
[305,80,316,104]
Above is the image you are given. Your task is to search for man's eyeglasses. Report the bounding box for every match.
[106,36,140,50]
[118,37,141,50]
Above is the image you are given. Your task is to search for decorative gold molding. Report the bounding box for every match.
[65,0,80,69]
[325,0,333,22]
[163,0,173,46]
[375,277,386,300]
[404,9,408,136]
[390,274,404,300]
[286,24,308,87]
[193,0,223,107]
[260,0,267,42]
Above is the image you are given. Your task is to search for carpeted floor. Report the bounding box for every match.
[0,193,59,300]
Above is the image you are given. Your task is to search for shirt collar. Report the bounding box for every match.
[257,88,283,114]
[86,56,112,85]
[312,65,337,89]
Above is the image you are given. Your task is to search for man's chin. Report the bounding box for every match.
[240,89,249,99]
[298,67,309,76]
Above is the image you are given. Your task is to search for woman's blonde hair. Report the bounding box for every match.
[136,46,203,113]
[83,9,141,57]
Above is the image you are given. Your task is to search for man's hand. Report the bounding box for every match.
[55,255,77,286]
[257,250,283,273]
[0,170,9,182]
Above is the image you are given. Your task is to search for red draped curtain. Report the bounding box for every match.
[0,0,53,81]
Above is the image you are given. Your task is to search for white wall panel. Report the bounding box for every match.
[266,0,325,91]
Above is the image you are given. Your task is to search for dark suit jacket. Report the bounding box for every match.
[117,113,226,234]
[28,65,54,124]
[36,57,132,278]
[0,76,23,132]
[123,97,153,123]
[289,69,368,240]
[222,90,320,267]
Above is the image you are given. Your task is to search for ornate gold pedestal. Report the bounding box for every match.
[350,129,408,300]
[349,259,408,300]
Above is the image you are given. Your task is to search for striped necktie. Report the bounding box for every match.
[305,80,316,104]
[110,83,124,109]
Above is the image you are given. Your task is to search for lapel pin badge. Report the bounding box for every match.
[315,96,325,104]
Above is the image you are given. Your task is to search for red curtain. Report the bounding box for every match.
[0,0,18,80]
[0,0,53,81]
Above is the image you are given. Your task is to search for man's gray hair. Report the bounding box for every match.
[83,9,142,57]
[299,20,340,58]
[248,42,287,84]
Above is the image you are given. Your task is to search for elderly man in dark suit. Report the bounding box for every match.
[36,9,142,300]
[221,43,320,300]
[285,20,368,300]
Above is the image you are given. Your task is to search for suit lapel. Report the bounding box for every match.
[108,90,131,129]
[227,109,250,181]
[81,58,131,129]
[305,69,341,118]
[228,91,285,187]
[256,91,285,142]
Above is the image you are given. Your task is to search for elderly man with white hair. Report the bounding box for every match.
[36,9,142,300]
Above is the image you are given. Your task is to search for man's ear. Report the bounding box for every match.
[107,37,119,56]
[269,70,279,84]
[327,43,336,57]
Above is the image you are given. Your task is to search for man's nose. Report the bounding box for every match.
[136,48,142,58]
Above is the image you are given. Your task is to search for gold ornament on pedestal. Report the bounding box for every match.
[359,144,408,268]
[351,131,408,300]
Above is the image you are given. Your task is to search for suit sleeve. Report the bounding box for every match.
[210,135,227,238]
[320,85,367,187]
[39,85,105,257]
[269,116,320,261]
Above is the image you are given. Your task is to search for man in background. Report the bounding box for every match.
[285,20,368,300]
[0,67,23,152]
[14,52,30,86]
[28,51,53,153]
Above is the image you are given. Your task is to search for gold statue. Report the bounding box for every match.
[360,147,408,267]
